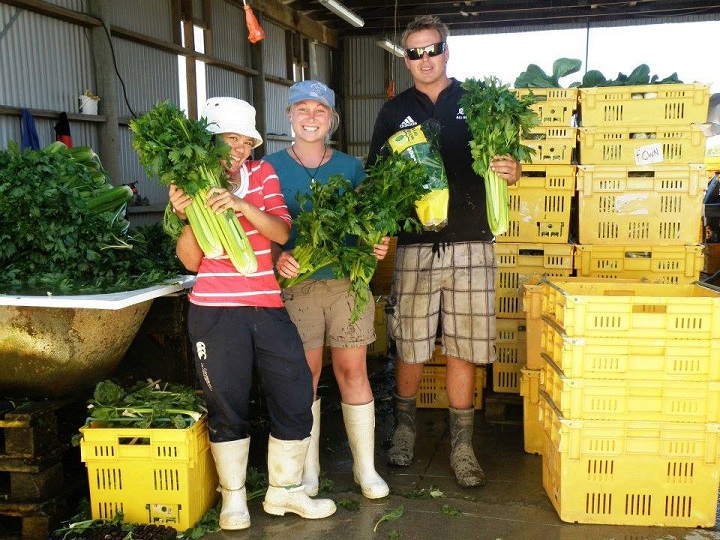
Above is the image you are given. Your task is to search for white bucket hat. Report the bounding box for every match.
[201,97,263,148]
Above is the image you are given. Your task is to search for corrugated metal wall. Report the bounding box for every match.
[0,2,94,146]
[344,36,411,160]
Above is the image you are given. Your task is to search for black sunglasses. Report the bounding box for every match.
[405,41,446,61]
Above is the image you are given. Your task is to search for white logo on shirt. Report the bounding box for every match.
[399,116,417,128]
[457,107,466,120]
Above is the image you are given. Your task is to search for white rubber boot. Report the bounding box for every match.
[342,401,390,499]
[263,435,336,519]
[210,438,251,530]
[303,398,321,496]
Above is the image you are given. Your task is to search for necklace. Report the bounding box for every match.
[290,145,328,182]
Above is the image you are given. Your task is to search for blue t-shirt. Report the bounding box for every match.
[263,148,365,280]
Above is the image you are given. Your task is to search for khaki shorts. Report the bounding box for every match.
[388,242,497,365]
[282,278,375,351]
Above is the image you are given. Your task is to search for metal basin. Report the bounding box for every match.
[0,302,152,398]
[0,277,195,399]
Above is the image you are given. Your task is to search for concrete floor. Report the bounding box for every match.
[200,356,720,540]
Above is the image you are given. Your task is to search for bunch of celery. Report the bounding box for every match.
[280,152,429,322]
[130,101,257,274]
[459,77,539,235]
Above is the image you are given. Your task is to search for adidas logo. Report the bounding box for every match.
[399,116,416,129]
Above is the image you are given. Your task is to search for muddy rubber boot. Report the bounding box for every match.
[449,407,485,487]
[387,394,416,467]
[302,398,321,496]
[263,435,336,519]
[342,401,390,499]
[210,438,251,530]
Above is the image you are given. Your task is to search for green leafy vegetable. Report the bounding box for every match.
[0,141,181,296]
[440,504,462,517]
[130,101,257,274]
[279,152,430,322]
[460,76,539,235]
[514,58,582,88]
[337,498,360,511]
[373,504,404,533]
[83,378,206,429]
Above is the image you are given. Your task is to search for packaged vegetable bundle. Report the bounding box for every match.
[383,119,448,231]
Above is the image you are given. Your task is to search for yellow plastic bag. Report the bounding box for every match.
[385,120,448,231]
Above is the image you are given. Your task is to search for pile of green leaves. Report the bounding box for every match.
[514,58,683,88]
[459,76,539,235]
[279,151,430,322]
[514,58,582,88]
[579,63,682,87]
[82,379,206,429]
[0,141,182,296]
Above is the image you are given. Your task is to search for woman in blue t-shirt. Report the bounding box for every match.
[264,80,389,500]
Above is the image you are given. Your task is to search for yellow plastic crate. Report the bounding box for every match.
[418,365,485,409]
[522,126,577,164]
[495,243,574,318]
[540,316,720,381]
[539,392,720,526]
[522,277,641,369]
[493,318,527,394]
[576,164,706,245]
[367,296,388,357]
[520,366,543,455]
[496,164,575,244]
[541,279,720,339]
[578,124,707,165]
[512,87,578,126]
[79,415,218,531]
[541,352,720,422]
[573,244,704,284]
[578,83,710,127]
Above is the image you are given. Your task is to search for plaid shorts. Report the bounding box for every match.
[388,241,497,365]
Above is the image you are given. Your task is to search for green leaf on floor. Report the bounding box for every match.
[337,498,360,512]
[440,504,462,517]
[374,505,404,532]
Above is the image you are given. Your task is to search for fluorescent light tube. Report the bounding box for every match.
[376,38,405,57]
[319,0,365,28]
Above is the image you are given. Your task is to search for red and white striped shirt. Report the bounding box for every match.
[188,160,290,308]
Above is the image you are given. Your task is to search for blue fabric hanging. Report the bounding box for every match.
[21,109,40,151]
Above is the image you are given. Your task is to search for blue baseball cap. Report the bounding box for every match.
[288,80,335,108]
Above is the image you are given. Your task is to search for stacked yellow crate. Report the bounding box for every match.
[499,88,578,398]
[575,83,710,283]
[417,339,486,409]
[536,278,720,526]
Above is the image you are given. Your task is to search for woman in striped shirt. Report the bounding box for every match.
[169,97,335,530]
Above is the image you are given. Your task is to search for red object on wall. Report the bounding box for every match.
[244,5,265,43]
[54,112,73,148]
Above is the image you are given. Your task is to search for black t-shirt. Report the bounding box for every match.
[367,78,494,245]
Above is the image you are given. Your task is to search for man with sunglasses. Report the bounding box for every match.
[366,15,521,488]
